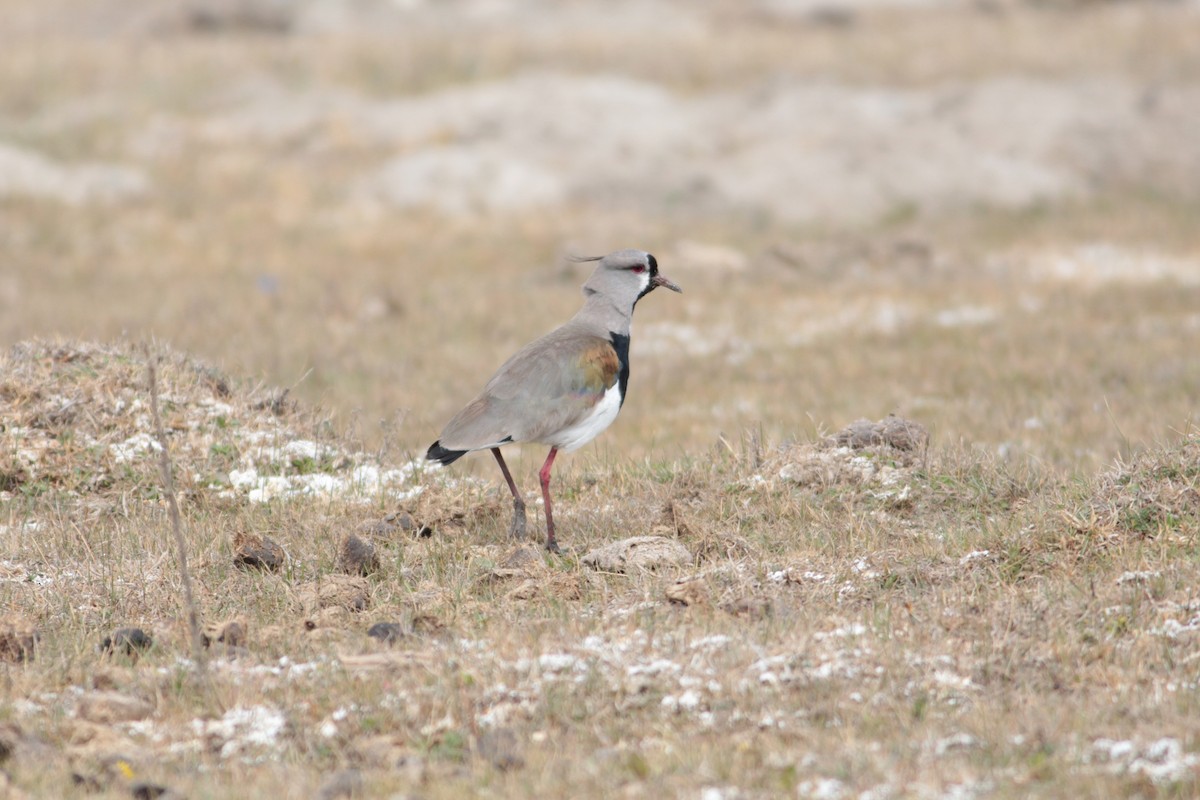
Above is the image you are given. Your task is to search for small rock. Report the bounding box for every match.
[130,782,176,800]
[100,628,153,657]
[834,419,882,449]
[201,619,247,649]
[0,616,38,662]
[833,415,928,454]
[665,577,709,607]
[476,727,524,771]
[317,768,363,800]
[76,692,154,724]
[581,537,692,573]
[367,621,405,644]
[338,534,381,576]
[233,532,286,571]
[877,415,929,451]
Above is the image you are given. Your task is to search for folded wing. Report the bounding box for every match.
[431,329,620,455]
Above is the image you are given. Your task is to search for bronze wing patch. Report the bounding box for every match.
[573,339,620,402]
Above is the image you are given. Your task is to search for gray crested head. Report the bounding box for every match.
[575,250,682,321]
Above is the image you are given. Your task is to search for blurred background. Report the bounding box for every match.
[2,0,1198,472]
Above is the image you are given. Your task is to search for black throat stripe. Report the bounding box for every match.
[609,332,631,407]
[635,254,659,305]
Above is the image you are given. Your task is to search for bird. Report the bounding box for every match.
[426,249,682,553]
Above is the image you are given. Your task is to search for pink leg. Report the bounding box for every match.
[539,448,560,553]
[492,448,527,540]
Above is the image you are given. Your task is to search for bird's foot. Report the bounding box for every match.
[509,505,528,541]
[545,538,571,555]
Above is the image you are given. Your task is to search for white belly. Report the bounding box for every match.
[549,384,622,452]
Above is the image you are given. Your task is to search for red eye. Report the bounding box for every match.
[632,266,646,274]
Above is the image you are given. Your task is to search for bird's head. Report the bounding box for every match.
[577,249,682,310]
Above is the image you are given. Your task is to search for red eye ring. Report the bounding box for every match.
[632,265,646,274]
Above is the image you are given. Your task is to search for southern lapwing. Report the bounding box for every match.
[426,249,682,553]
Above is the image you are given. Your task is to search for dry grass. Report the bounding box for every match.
[4,0,1200,797]
[2,340,1199,798]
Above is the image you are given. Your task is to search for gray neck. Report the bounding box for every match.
[574,289,634,337]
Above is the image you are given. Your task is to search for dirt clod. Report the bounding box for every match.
[776,417,929,488]
[131,781,177,800]
[338,533,381,576]
[582,536,692,573]
[233,532,286,572]
[100,628,153,657]
[201,619,247,649]
[366,621,405,644]
[833,415,929,456]
[0,616,38,662]
[298,575,370,614]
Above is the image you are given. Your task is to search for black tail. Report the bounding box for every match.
[426,440,467,466]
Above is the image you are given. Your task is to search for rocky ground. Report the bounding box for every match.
[1,339,1198,798]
